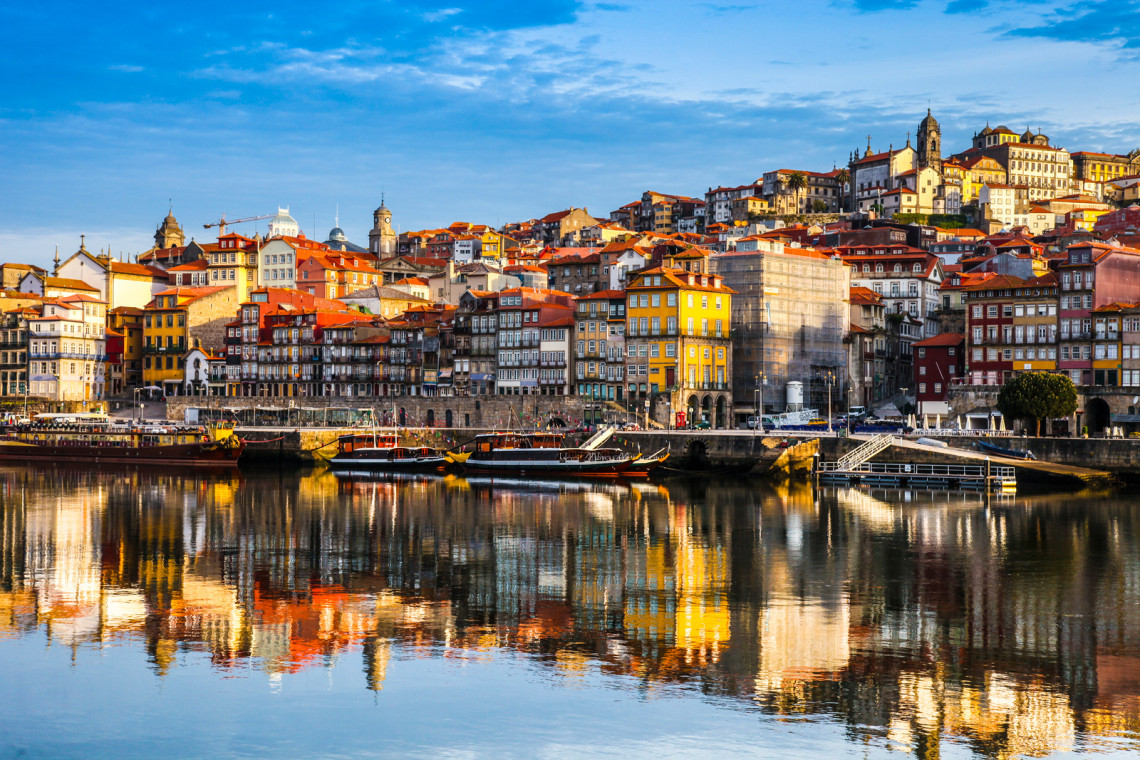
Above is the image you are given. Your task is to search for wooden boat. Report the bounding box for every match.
[447,427,642,478]
[326,431,448,471]
[0,413,243,466]
[976,439,1036,460]
[622,448,669,478]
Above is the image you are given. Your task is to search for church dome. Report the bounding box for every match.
[1021,128,1035,143]
[919,108,939,131]
[979,125,992,136]
[328,226,347,242]
[268,206,300,238]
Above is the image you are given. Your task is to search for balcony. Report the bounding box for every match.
[143,344,186,355]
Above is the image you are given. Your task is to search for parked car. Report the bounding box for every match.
[692,420,711,430]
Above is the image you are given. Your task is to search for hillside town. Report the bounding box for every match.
[4,111,1140,432]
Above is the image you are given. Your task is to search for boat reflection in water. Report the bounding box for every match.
[1,465,1138,758]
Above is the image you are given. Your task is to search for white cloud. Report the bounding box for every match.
[423,8,463,22]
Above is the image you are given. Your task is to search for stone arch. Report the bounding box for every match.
[687,394,699,427]
[715,396,727,429]
[398,407,407,427]
[1085,397,1111,435]
[684,439,709,469]
[445,409,453,427]
[701,395,712,424]
[426,408,435,426]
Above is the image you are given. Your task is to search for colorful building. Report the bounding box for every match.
[625,267,733,428]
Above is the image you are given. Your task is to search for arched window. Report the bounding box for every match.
[893,264,902,273]
[912,263,922,272]
[862,264,870,273]
[875,264,884,273]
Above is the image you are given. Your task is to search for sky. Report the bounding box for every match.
[1,0,1138,268]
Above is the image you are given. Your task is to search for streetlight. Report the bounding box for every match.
[753,372,765,437]
[824,370,835,435]
[133,387,142,422]
[644,397,650,430]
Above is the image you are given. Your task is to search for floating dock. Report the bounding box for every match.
[817,460,1017,490]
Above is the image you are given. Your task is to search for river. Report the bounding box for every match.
[0,465,1138,758]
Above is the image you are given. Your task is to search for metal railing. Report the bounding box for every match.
[835,433,894,470]
[820,461,1016,480]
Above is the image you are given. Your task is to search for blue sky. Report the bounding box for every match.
[1,0,1138,267]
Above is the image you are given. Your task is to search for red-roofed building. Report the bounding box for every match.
[839,245,944,337]
[914,333,964,415]
[574,290,627,417]
[227,288,348,396]
[494,288,574,396]
[536,207,600,245]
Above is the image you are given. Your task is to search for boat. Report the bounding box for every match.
[447,426,650,478]
[622,448,670,478]
[976,439,1036,460]
[325,431,449,471]
[0,413,243,466]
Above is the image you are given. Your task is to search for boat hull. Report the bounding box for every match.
[0,440,243,467]
[328,455,448,471]
[461,458,633,478]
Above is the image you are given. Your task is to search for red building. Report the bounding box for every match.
[913,333,964,415]
[964,274,1019,384]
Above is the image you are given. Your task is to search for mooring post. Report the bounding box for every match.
[984,456,991,489]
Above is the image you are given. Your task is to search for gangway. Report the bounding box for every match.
[835,433,894,470]
[581,425,616,451]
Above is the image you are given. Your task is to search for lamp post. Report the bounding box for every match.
[644,397,650,430]
[133,387,142,422]
[825,370,834,435]
[753,372,765,437]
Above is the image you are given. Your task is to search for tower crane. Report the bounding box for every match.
[203,213,275,236]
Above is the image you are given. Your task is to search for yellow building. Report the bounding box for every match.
[204,233,260,302]
[962,155,1007,204]
[108,306,144,391]
[625,266,733,428]
[142,286,238,393]
[1012,273,1059,372]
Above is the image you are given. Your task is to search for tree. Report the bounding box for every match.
[786,171,807,214]
[834,168,851,212]
[996,371,1078,436]
[812,199,828,213]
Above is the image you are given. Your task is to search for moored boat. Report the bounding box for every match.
[326,431,449,471]
[447,426,658,478]
[976,439,1036,460]
[0,413,243,466]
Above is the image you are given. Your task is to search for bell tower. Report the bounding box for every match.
[917,109,942,174]
[369,196,396,256]
[154,207,185,249]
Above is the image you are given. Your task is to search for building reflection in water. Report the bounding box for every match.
[1,466,1139,757]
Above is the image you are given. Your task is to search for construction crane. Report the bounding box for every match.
[203,213,275,236]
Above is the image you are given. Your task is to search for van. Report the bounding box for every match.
[848,406,867,420]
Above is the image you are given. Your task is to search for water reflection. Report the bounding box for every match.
[1,466,1139,757]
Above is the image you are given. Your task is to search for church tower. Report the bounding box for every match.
[917,109,942,174]
[154,208,185,249]
[369,198,396,257]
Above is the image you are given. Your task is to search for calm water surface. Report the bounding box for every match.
[1,465,1138,759]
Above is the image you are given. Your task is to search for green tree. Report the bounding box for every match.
[834,168,850,212]
[785,171,807,214]
[812,199,828,213]
[996,371,1078,436]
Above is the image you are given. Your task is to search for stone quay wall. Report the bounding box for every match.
[168,395,591,430]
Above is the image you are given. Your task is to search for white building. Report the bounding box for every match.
[979,184,1017,227]
[257,238,299,289]
[26,294,107,402]
[53,242,164,309]
[267,207,300,239]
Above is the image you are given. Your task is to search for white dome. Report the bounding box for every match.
[268,206,299,238]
